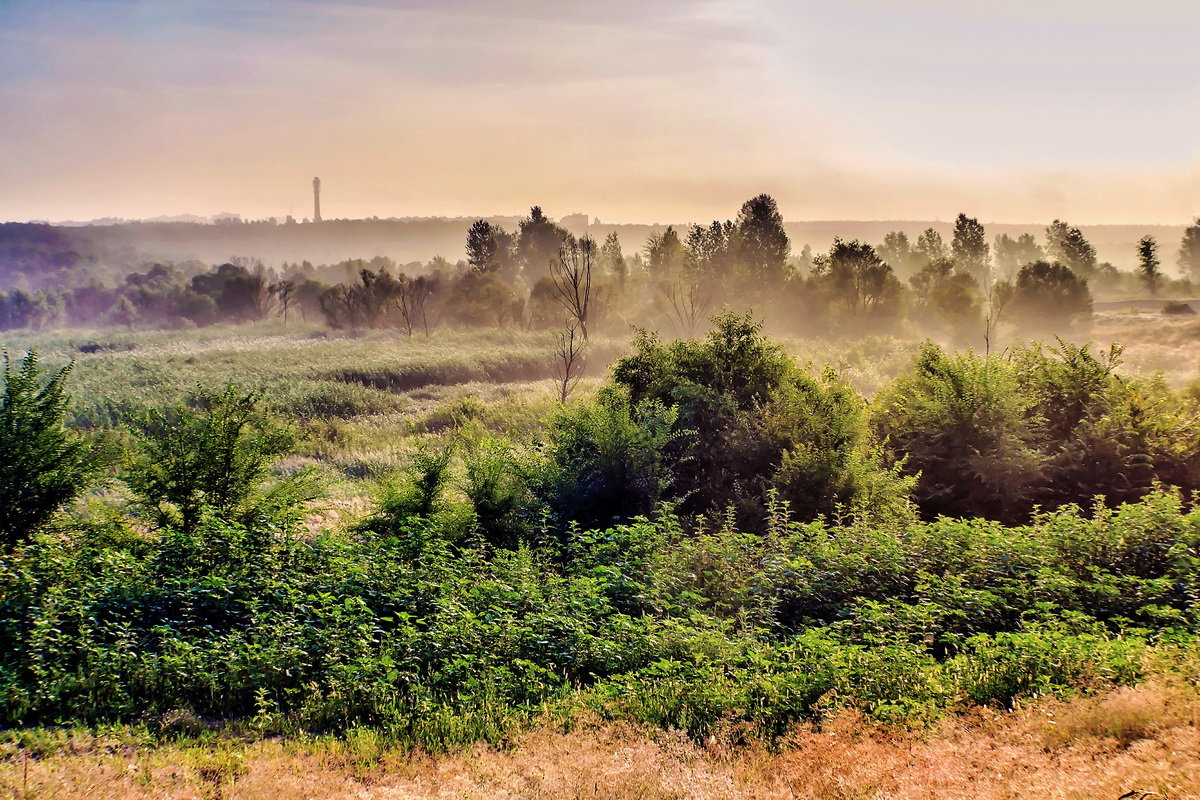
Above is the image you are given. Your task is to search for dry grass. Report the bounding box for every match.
[1088,313,1200,387]
[4,684,1198,800]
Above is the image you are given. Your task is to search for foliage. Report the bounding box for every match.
[124,386,303,534]
[993,232,1043,278]
[609,311,906,523]
[874,343,1041,522]
[2,477,1194,743]
[812,238,903,325]
[0,350,100,550]
[1137,235,1161,295]
[733,194,790,290]
[1009,260,1092,329]
[951,213,990,283]
[877,340,1200,520]
[1045,220,1097,277]
[909,258,982,340]
[542,389,679,530]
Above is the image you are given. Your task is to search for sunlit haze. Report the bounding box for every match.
[1,0,1196,224]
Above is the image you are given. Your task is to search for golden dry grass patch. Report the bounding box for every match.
[3,688,1199,800]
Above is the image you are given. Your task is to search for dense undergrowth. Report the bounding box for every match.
[2,315,1200,752]
[2,490,1197,747]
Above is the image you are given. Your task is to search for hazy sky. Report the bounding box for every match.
[0,0,1196,224]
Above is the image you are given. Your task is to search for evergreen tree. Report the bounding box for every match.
[1,351,99,550]
[465,219,500,274]
[1138,235,1161,296]
[733,194,790,289]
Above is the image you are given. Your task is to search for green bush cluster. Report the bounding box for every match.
[875,339,1200,521]
[2,478,1193,742]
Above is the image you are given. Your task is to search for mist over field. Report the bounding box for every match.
[3,1,1200,798]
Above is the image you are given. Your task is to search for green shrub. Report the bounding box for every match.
[0,350,101,551]
[874,342,1043,522]
[542,389,678,529]
[610,312,907,525]
[124,386,304,534]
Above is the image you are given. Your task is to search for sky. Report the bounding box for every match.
[0,0,1196,225]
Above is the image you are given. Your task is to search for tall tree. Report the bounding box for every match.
[517,207,570,282]
[733,194,790,289]
[1045,220,1097,277]
[465,219,500,275]
[644,226,685,280]
[951,213,990,284]
[814,238,902,318]
[878,230,920,276]
[993,233,1044,278]
[684,220,736,286]
[599,232,627,287]
[1178,219,1200,281]
[915,228,949,267]
[1138,235,1161,296]
[466,220,519,285]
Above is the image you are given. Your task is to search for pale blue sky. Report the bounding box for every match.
[0,0,1195,223]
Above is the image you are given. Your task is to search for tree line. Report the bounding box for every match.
[4,204,1200,337]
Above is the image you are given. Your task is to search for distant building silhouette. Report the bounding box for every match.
[313,177,322,223]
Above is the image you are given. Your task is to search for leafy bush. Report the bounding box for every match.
[873,342,1041,521]
[124,386,304,534]
[876,340,1200,521]
[542,389,678,530]
[609,312,906,524]
[0,350,100,550]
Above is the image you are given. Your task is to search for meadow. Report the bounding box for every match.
[4,311,1200,799]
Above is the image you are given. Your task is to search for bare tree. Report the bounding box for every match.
[552,322,586,403]
[395,274,439,338]
[551,236,594,339]
[270,280,296,323]
[319,284,361,330]
[983,279,1013,357]
[658,280,712,339]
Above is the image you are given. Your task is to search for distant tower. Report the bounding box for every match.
[312,177,322,223]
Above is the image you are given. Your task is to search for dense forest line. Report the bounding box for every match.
[3,200,1199,341]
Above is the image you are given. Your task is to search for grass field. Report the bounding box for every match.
[0,321,915,492]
